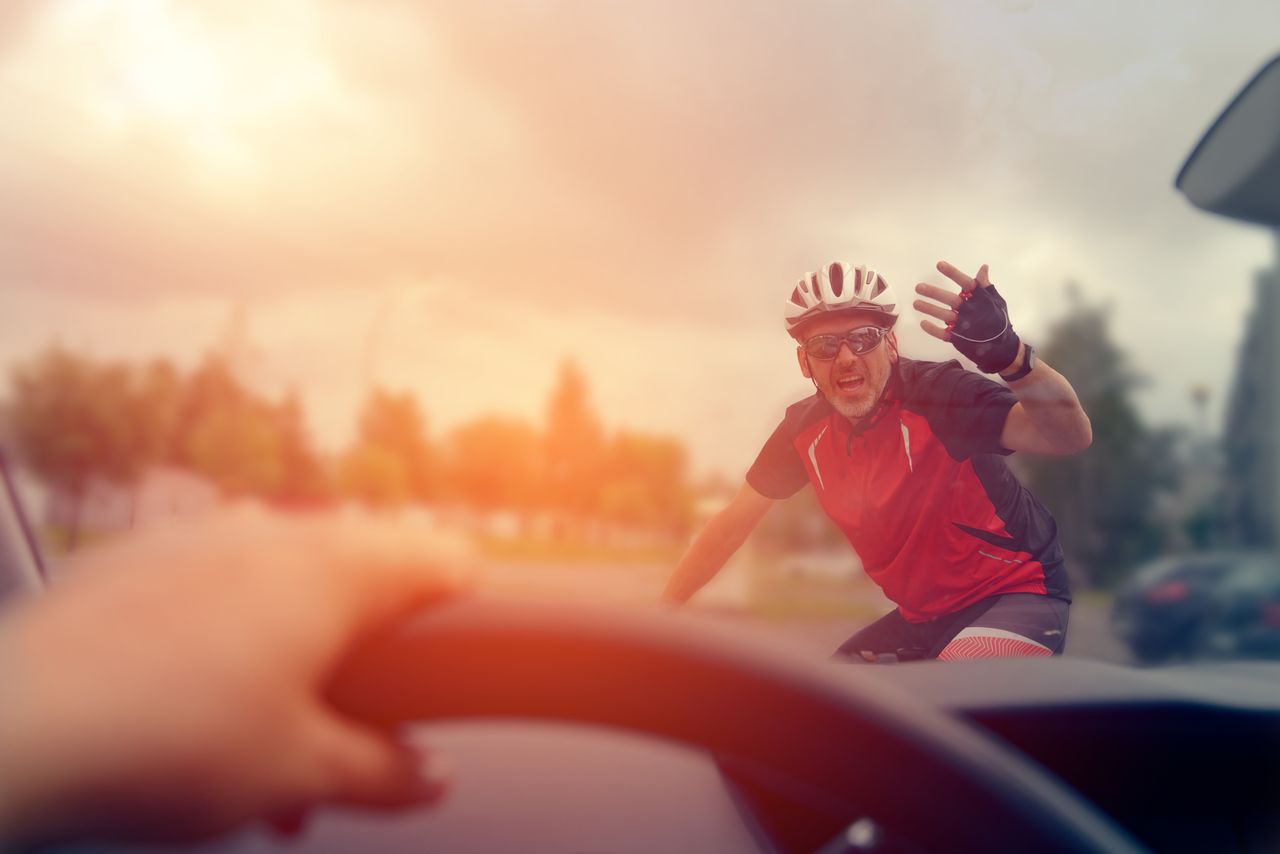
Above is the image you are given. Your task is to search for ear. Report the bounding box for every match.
[886,330,899,363]
[796,346,812,379]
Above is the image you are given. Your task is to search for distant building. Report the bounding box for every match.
[1222,232,1280,547]
[1153,431,1224,550]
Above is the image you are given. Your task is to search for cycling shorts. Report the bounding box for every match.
[833,593,1069,662]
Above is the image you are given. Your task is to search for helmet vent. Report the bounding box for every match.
[870,271,887,300]
[828,263,844,297]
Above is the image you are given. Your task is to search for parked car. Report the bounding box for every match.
[1112,553,1279,663]
[1199,556,1280,660]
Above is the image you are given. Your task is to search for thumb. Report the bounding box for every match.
[307,714,450,809]
[975,264,992,288]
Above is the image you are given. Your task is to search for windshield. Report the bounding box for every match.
[2,1,1279,671]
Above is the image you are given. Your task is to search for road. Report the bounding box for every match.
[472,556,1132,664]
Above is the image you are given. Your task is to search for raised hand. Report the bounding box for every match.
[914,261,1021,374]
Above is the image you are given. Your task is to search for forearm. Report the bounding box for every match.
[0,620,59,851]
[0,711,63,851]
[1004,344,1092,453]
[661,518,753,604]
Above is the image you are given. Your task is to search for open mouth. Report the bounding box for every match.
[835,375,865,393]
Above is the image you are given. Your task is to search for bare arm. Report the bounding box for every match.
[998,343,1092,456]
[661,481,775,604]
[0,510,462,848]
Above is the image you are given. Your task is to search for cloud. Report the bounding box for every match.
[0,2,1008,321]
[0,1,40,56]
[3,0,1280,463]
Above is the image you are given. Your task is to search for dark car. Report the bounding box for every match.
[1199,556,1280,660]
[1111,553,1269,663]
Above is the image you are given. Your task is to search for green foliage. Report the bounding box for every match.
[9,349,194,547]
[347,388,437,504]
[339,444,411,508]
[753,486,846,555]
[446,415,541,512]
[1020,289,1177,587]
[173,358,329,503]
[6,347,693,539]
[9,349,331,522]
[543,360,605,516]
[11,349,149,493]
[274,392,334,505]
[598,431,693,535]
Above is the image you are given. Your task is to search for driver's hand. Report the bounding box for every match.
[0,506,470,849]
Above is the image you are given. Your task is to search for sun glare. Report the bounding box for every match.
[36,0,354,179]
[114,9,230,124]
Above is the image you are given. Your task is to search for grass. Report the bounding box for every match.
[745,567,889,622]
[474,534,683,566]
[35,524,126,559]
[1072,587,1116,608]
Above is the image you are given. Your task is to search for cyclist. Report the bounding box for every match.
[662,260,1091,661]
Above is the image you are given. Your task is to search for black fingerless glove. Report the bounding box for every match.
[949,285,1021,374]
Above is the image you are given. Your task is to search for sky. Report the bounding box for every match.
[0,0,1278,478]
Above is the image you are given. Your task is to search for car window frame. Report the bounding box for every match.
[0,445,47,605]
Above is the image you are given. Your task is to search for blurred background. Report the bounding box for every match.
[3,0,1280,665]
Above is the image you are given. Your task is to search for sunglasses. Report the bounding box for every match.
[801,326,888,360]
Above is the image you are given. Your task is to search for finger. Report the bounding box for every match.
[912,299,955,324]
[307,715,449,809]
[935,261,976,291]
[974,263,992,289]
[914,282,963,309]
[304,512,476,638]
[920,319,951,341]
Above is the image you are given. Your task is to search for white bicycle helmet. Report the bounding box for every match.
[784,262,897,338]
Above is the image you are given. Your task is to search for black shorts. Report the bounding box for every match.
[834,593,1070,662]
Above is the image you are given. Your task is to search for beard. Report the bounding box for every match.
[829,392,877,420]
[824,362,891,422]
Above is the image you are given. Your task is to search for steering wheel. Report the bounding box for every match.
[330,599,1143,854]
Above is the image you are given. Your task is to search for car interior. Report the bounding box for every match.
[2,18,1279,854]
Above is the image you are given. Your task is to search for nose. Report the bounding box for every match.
[835,341,860,363]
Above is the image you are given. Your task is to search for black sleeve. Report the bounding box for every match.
[746,418,809,499]
[904,361,1017,460]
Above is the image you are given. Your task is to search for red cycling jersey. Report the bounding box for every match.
[747,358,1070,623]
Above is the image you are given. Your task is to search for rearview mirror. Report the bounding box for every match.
[1177,55,1280,227]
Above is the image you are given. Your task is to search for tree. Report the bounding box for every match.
[11,348,330,523]
[543,360,604,526]
[274,391,333,506]
[754,486,847,555]
[346,388,438,505]
[1020,288,1177,587]
[172,357,287,498]
[133,359,184,469]
[9,349,159,548]
[598,431,693,536]
[446,416,541,513]
[339,444,411,508]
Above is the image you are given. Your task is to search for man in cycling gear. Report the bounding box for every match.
[662,260,1090,661]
